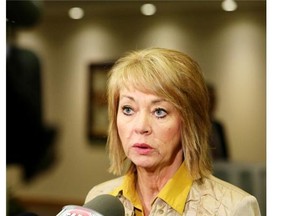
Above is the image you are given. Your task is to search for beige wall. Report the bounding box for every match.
[7,3,266,203]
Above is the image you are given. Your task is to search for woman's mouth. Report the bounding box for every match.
[132,143,154,155]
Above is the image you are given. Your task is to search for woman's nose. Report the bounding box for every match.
[134,112,152,135]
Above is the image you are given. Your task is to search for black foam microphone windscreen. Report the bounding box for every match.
[57,194,125,216]
[83,194,125,216]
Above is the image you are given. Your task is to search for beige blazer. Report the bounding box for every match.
[85,175,261,216]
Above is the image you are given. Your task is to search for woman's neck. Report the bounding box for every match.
[135,160,183,215]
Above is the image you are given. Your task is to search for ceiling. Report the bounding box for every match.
[6,0,266,27]
[41,0,266,20]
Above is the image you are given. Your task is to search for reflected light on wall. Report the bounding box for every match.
[140,3,157,16]
[138,21,187,50]
[221,0,238,12]
[68,7,84,19]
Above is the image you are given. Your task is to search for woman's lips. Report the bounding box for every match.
[132,143,154,154]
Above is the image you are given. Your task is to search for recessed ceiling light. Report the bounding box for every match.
[140,3,157,16]
[68,7,84,20]
[221,0,238,12]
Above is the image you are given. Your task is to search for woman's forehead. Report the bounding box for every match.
[118,86,156,97]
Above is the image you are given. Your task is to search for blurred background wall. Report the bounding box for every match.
[6,0,266,215]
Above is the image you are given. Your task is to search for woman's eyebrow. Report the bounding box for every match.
[119,94,167,104]
[151,98,167,105]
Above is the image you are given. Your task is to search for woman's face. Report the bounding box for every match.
[117,88,183,171]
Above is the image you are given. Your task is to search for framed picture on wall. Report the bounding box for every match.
[88,63,114,142]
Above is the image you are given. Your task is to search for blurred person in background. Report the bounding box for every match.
[207,84,230,161]
[6,1,57,215]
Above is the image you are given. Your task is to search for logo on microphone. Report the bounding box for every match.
[62,209,92,216]
[56,205,103,216]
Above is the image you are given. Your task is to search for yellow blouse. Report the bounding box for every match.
[111,162,193,215]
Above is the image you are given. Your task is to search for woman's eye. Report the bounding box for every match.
[154,108,167,118]
[122,106,134,115]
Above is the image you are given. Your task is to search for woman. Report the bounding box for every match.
[85,48,261,216]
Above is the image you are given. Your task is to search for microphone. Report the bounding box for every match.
[56,194,125,216]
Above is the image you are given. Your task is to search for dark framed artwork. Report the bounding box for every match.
[88,63,114,142]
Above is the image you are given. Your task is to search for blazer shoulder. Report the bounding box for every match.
[204,175,255,204]
[188,175,261,215]
[84,176,124,203]
[207,175,250,196]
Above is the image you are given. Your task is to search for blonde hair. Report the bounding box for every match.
[107,47,211,179]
